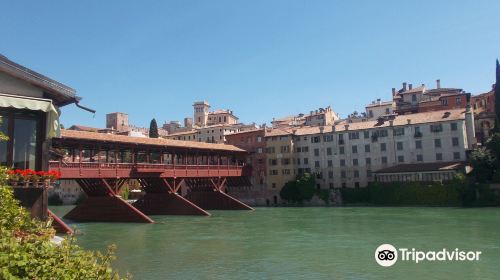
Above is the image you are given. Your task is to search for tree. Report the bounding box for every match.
[469,147,495,182]
[494,59,500,131]
[279,173,316,204]
[149,118,159,138]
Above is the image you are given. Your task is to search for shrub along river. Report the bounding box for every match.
[50,206,500,280]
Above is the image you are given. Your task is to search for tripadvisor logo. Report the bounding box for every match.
[375,244,482,267]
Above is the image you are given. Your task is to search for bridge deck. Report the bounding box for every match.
[49,161,244,179]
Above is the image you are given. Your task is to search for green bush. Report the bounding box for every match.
[0,169,128,279]
[340,175,484,206]
[280,173,316,204]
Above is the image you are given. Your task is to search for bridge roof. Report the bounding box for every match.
[58,130,247,153]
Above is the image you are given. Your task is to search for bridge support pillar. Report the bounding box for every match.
[133,178,210,216]
[185,178,254,210]
[64,179,154,223]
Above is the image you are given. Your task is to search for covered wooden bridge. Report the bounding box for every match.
[49,130,253,223]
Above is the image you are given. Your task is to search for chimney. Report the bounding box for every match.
[403,82,407,91]
[407,119,411,124]
[344,124,349,131]
[310,111,313,116]
[409,84,413,90]
[319,126,324,133]
[392,88,396,96]
[389,120,394,126]
[436,79,441,89]
[332,125,336,132]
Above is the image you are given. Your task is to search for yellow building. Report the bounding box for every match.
[264,127,296,204]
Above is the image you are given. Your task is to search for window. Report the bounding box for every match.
[338,134,345,145]
[417,154,423,162]
[456,96,462,105]
[416,140,422,149]
[451,123,458,131]
[297,158,301,165]
[353,159,358,166]
[355,182,360,188]
[339,146,345,154]
[257,136,262,142]
[453,152,460,160]
[304,158,309,165]
[364,131,370,139]
[328,160,333,167]
[378,130,388,137]
[281,145,290,153]
[436,153,443,161]
[311,136,321,143]
[367,170,372,177]
[430,124,443,132]
[380,143,386,152]
[452,137,459,146]
[397,142,403,150]
[341,171,346,178]
[257,148,263,154]
[365,144,370,153]
[366,157,371,165]
[327,147,332,155]
[269,159,278,166]
[328,171,334,179]
[352,145,358,153]
[314,148,320,156]
[272,183,276,188]
[296,147,301,153]
[398,156,404,163]
[342,182,346,188]
[434,139,441,148]
[349,132,359,140]
[412,94,417,101]
[270,170,278,175]
[323,135,333,142]
[0,112,43,170]
[315,161,320,168]
[340,159,346,166]
[441,99,448,106]
[354,170,359,178]
[381,156,388,164]
[281,158,290,165]
[394,128,405,136]
[303,147,309,152]
[282,169,291,175]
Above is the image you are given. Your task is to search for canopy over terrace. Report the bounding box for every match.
[50,129,248,179]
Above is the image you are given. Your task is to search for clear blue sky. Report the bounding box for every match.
[2,0,499,128]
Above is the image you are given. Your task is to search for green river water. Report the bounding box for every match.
[49,206,500,280]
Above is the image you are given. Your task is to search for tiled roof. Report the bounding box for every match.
[59,129,246,152]
[264,127,294,137]
[68,125,102,132]
[224,128,264,136]
[291,109,465,135]
[374,161,465,173]
[0,54,77,106]
[400,85,426,94]
[366,101,394,108]
[165,130,197,137]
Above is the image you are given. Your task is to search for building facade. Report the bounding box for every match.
[260,109,474,204]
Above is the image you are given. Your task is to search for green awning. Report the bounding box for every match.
[0,93,60,138]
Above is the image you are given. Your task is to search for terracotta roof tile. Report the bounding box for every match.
[59,130,246,152]
[291,109,465,135]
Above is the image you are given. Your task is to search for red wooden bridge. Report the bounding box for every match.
[49,130,253,223]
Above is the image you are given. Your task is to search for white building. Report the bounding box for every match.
[286,108,474,189]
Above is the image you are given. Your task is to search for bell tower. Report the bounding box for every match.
[193,101,210,127]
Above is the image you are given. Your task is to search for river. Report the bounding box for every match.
[49,206,500,279]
